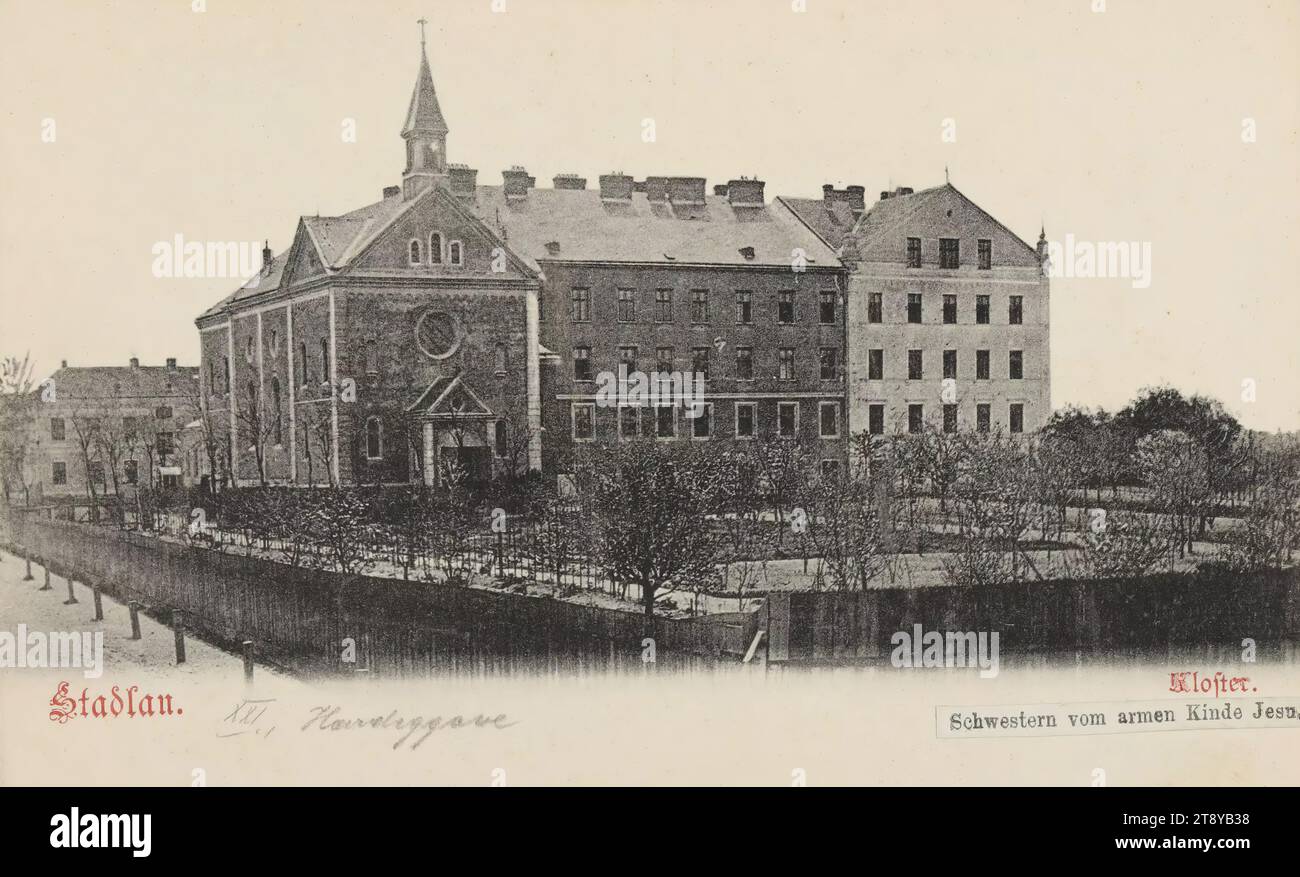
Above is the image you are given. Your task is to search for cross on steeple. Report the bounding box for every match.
[418,17,428,48]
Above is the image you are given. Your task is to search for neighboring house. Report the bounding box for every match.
[195,36,1049,489]
[783,184,1051,438]
[22,358,200,501]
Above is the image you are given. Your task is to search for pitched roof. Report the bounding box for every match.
[403,49,448,136]
[776,197,862,249]
[462,186,840,270]
[39,365,199,402]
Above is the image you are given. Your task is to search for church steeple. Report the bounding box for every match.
[402,19,449,200]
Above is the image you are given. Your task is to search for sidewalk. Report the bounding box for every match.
[0,547,294,681]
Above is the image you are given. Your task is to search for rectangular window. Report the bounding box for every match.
[735,402,756,439]
[906,236,922,268]
[735,346,753,381]
[868,293,883,324]
[1009,295,1023,325]
[88,462,105,486]
[819,402,840,438]
[122,416,138,436]
[943,404,957,434]
[939,238,960,269]
[868,348,884,381]
[778,348,796,381]
[691,403,712,439]
[976,349,990,380]
[819,291,836,324]
[124,460,139,485]
[976,295,990,324]
[691,347,710,380]
[908,349,923,380]
[50,418,65,441]
[691,289,710,324]
[735,291,752,324]
[571,288,590,322]
[943,294,957,324]
[572,403,595,441]
[52,462,67,485]
[1010,403,1024,434]
[943,349,957,380]
[819,348,838,381]
[976,404,991,433]
[868,404,885,435]
[778,402,798,438]
[655,289,673,323]
[907,292,922,324]
[908,404,924,434]
[978,239,992,270]
[1009,350,1024,380]
[155,405,173,420]
[618,406,639,439]
[820,459,841,479]
[573,346,592,382]
[617,288,635,322]
[656,405,676,439]
[778,291,795,324]
[618,345,638,377]
[655,346,673,374]
[157,432,174,458]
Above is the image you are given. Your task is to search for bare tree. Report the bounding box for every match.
[0,353,36,503]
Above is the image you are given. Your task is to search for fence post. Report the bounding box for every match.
[92,585,104,622]
[40,566,52,591]
[242,640,255,682]
[129,601,142,640]
[173,610,187,664]
[63,577,78,605]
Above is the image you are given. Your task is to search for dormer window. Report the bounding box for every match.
[449,241,463,266]
[409,239,422,264]
[430,232,443,264]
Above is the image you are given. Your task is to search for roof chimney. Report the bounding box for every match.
[383,185,401,199]
[61,359,67,369]
[713,184,729,196]
[726,178,765,207]
[261,240,272,269]
[503,166,534,199]
[667,177,706,206]
[448,164,478,199]
[553,173,587,190]
[644,177,668,202]
[129,357,140,370]
[823,184,866,214]
[166,357,177,371]
[598,172,634,202]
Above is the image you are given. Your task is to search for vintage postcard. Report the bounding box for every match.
[0,0,1297,855]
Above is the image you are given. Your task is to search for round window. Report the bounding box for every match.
[415,311,461,359]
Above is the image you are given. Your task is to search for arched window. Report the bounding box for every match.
[495,343,508,375]
[246,380,257,405]
[320,337,330,382]
[365,339,378,375]
[299,342,309,386]
[365,416,383,460]
[449,241,463,266]
[494,420,508,459]
[430,232,444,264]
[271,377,283,445]
[409,239,421,264]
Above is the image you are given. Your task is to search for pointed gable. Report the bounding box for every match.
[346,185,535,279]
[406,373,495,419]
[846,184,1039,267]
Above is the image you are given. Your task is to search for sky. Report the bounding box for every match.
[1,0,1296,430]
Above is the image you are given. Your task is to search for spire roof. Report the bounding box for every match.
[402,45,448,137]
